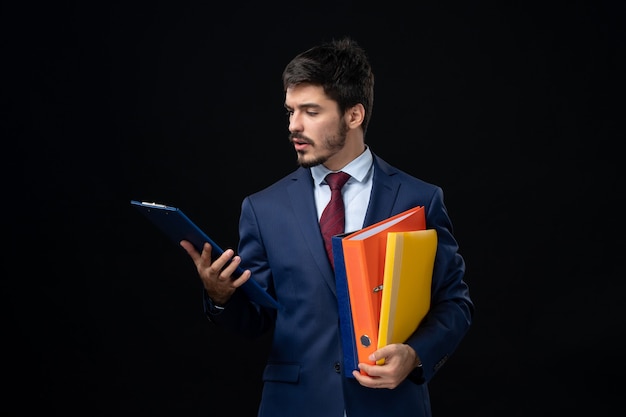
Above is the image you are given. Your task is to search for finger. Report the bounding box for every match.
[208,248,236,274]
[370,345,393,363]
[199,242,215,264]
[359,362,383,378]
[352,369,383,389]
[179,240,202,260]
[231,266,252,288]
[352,369,370,384]
[220,254,249,283]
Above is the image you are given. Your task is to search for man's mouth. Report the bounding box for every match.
[293,141,310,151]
[291,137,312,151]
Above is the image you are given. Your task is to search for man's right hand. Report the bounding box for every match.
[179,241,252,305]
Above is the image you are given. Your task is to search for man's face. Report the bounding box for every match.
[285,84,348,168]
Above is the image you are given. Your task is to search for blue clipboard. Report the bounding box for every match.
[130,200,280,310]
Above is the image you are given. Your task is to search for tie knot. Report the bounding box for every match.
[325,171,351,191]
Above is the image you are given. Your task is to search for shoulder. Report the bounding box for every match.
[372,153,440,194]
[241,167,314,213]
[248,167,311,197]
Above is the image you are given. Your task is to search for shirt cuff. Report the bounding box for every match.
[203,292,226,315]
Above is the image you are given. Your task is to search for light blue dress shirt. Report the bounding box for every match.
[311,146,374,234]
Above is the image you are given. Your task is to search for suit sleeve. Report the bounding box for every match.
[404,186,474,384]
[203,196,276,339]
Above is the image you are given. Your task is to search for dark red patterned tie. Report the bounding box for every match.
[319,171,351,268]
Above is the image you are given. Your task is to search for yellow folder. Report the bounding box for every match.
[376,229,437,364]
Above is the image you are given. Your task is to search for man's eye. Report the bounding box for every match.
[285,110,293,117]
[306,111,318,116]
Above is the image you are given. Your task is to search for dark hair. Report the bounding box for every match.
[282,37,375,136]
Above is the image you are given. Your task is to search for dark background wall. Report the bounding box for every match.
[5,1,624,416]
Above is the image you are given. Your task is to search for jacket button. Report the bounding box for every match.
[334,362,341,373]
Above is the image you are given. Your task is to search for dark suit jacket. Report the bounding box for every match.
[207,153,474,417]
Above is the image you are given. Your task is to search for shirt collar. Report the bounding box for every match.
[311,146,373,185]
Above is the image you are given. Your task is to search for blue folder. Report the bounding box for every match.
[332,233,359,378]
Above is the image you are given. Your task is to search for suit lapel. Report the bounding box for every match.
[286,168,337,291]
[363,154,400,227]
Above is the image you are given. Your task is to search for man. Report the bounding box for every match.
[181,37,474,417]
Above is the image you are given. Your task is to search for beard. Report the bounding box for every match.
[292,120,349,168]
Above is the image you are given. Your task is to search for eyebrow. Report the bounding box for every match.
[284,102,323,111]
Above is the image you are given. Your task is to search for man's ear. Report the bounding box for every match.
[346,103,365,128]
